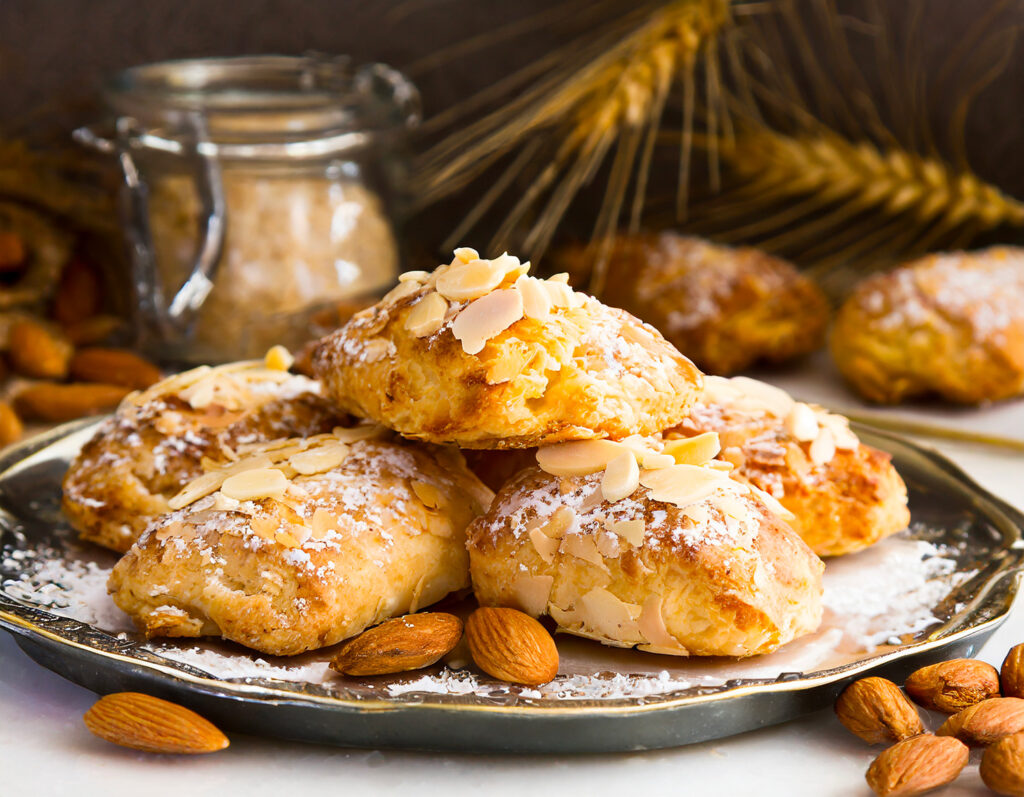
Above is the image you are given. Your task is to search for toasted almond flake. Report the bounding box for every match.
[730,376,795,417]
[639,464,736,509]
[436,258,507,301]
[820,413,859,450]
[595,531,620,559]
[529,528,559,564]
[411,479,443,509]
[682,503,710,526]
[706,460,734,471]
[361,338,393,362]
[383,280,421,304]
[515,275,553,321]
[398,269,430,283]
[544,280,573,307]
[559,534,606,569]
[453,246,479,263]
[664,432,721,465]
[263,345,294,371]
[492,252,529,279]
[548,272,570,283]
[809,427,837,465]
[579,588,644,644]
[289,443,349,475]
[540,505,575,538]
[168,454,273,509]
[512,574,553,617]
[333,424,387,443]
[311,508,336,540]
[275,530,300,548]
[638,595,687,653]
[212,493,241,512]
[452,288,524,355]
[405,292,448,337]
[536,439,626,476]
[601,450,640,503]
[608,518,645,547]
[785,402,819,442]
[250,516,278,541]
[220,468,289,502]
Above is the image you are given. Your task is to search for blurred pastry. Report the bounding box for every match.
[467,436,823,658]
[313,247,703,448]
[108,429,493,656]
[63,353,346,553]
[831,247,1024,404]
[667,376,909,557]
[553,233,829,374]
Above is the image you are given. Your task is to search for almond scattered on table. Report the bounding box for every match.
[904,658,1001,713]
[865,734,969,797]
[465,606,559,686]
[0,401,22,446]
[14,382,130,421]
[1001,644,1024,699]
[69,347,161,390]
[8,318,72,379]
[937,697,1024,747]
[980,732,1024,796]
[835,677,924,744]
[330,613,464,676]
[83,692,229,754]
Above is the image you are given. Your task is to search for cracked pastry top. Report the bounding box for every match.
[553,233,829,375]
[62,350,347,553]
[313,248,704,448]
[666,376,910,557]
[108,427,493,656]
[831,247,1024,404]
[467,434,823,658]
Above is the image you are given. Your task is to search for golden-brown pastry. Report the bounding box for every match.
[63,356,346,553]
[313,248,703,448]
[553,233,829,374]
[666,376,909,557]
[467,437,823,658]
[461,448,538,492]
[108,429,493,656]
[831,247,1024,404]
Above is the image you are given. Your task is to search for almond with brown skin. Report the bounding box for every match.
[83,692,229,754]
[835,677,924,744]
[64,315,123,347]
[14,382,130,421]
[1001,644,1024,699]
[53,259,101,326]
[70,347,162,390]
[0,231,25,271]
[465,606,559,686]
[0,401,22,446]
[8,319,72,379]
[330,613,464,676]
[904,658,1001,713]
[865,734,968,797]
[981,732,1024,795]
[937,697,1024,746]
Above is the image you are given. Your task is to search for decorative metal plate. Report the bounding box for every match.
[1,419,1022,753]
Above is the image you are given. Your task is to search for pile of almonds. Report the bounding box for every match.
[836,643,1024,795]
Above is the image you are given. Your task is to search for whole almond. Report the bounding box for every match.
[981,732,1024,795]
[1001,644,1024,699]
[865,734,968,797]
[937,697,1024,746]
[835,677,924,744]
[904,658,1001,713]
[83,692,229,754]
[0,401,22,446]
[53,258,101,326]
[14,382,130,421]
[64,315,123,347]
[70,347,161,390]
[465,606,559,686]
[330,613,463,676]
[8,319,72,379]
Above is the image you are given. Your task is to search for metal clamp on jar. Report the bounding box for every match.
[76,54,420,363]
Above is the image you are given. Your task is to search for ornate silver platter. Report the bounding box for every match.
[0,419,1022,753]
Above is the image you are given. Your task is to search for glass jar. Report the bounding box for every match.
[76,54,419,363]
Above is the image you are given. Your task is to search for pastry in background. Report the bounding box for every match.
[314,247,703,448]
[830,247,1024,404]
[666,376,909,557]
[62,353,346,553]
[468,436,823,658]
[552,233,829,375]
[461,448,538,492]
[108,429,493,656]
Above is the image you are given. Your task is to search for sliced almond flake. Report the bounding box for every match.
[618,436,675,469]
[361,338,393,363]
[729,376,795,417]
[436,258,507,301]
[820,413,859,450]
[529,528,559,564]
[169,453,274,510]
[212,493,241,512]
[154,520,185,542]
[638,464,737,510]
[453,246,479,263]
[809,426,837,465]
[543,280,573,308]
[452,288,524,355]
[382,279,421,304]
[713,491,752,521]
[411,479,444,509]
[706,460,734,471]
[608,518,645,547]
[311,508,337,540]
[682,503,710,527]
[512,574,553,617]
[638,595,688,654]
[548,272,570,284]
[333,424,387,443]
[559,534,606,570]
[720,446,746,469]
[601,450,640,503]
[398,269,431,283]
[263,345,294,372]
[785,402,819,442]
[540,505,575,538]
[220,468,290,502]
[579,588,644,644]
[663,432,721,466]
[595,531,620,559]
[409,574,429,613]
[289,443,349,475]
[275,529,300,548]
[405,291,449,338]
[536,438,626,476]
[515,275,553,321]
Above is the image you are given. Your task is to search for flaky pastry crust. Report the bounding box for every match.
[108,435,493,656]
[313,252,703,448]
[831,247,1024,404]
[62,362,346,553]
[554,234,829,375]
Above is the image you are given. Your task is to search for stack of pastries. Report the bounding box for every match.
[62,247,909,665]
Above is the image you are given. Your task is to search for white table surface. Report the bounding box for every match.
[1,436,1022,797]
